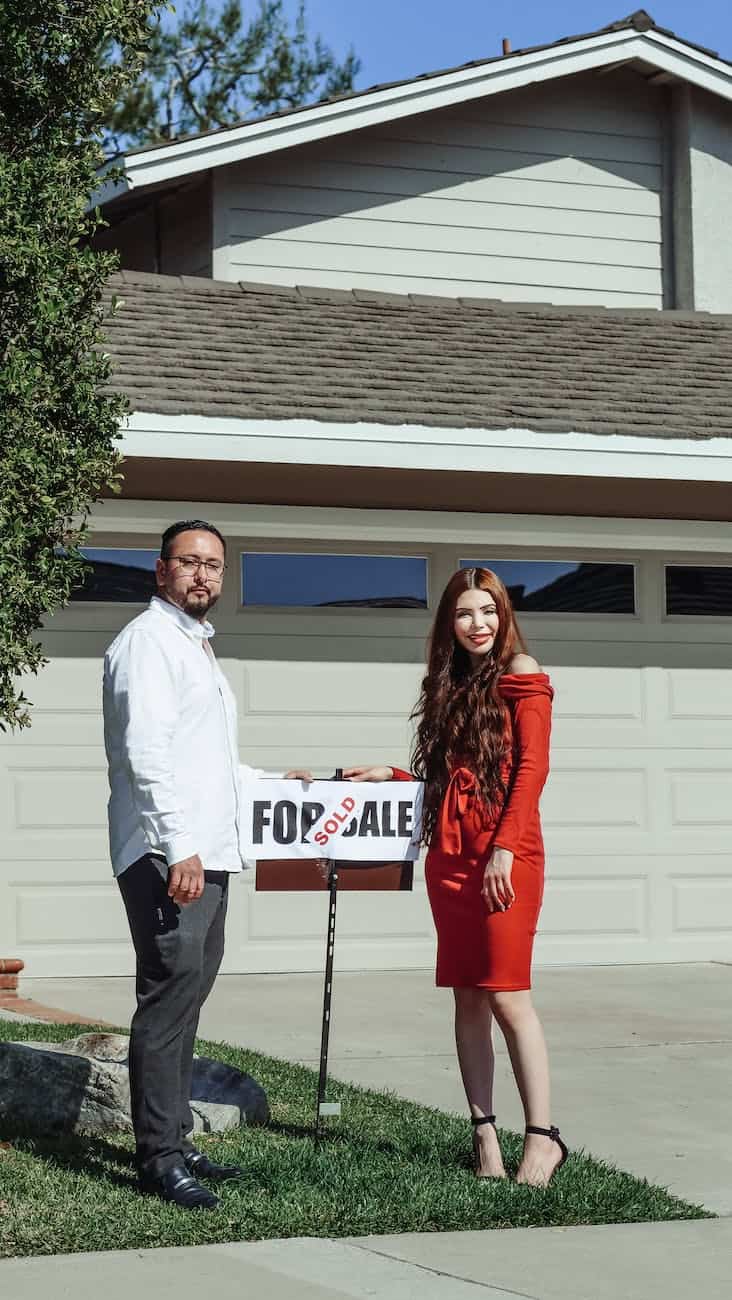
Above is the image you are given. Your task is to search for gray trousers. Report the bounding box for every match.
[118,853,229,1179]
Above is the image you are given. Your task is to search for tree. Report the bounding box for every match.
[0,1,160,730]
[103,0,360,152]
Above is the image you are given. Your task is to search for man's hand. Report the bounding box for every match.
[168,853,205,905]
[342,766,394,782]
[284,769,315,782]
[482,846,515,913]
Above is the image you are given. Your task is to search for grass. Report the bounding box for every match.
[0,1019,711,1258]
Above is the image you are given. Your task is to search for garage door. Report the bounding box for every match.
[1,654,731,977]
[2,521,732,976]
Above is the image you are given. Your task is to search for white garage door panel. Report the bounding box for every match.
[221,873,436,975]
[0,860,131,977]
[7,713,103,748]
[243,661,419,715]
[243,714,413,753]
[543,766,648,830]
[0,749,108,860]
[245,889,426,942]
[238,660,417,759]
[6,660,105,748]
[669,771,732,825]
[670,876,732,934]
[539,872,648,939]
[551,666,645,721]
[666,670,732,720]
[14,767,108,831]
[15,881,129,946]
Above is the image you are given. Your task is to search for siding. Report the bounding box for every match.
[95,176,212,278]
[213,69,665,306]
[94,205,157,272]
[158,176,212,277]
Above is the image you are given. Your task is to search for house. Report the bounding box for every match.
[1,10,731,979]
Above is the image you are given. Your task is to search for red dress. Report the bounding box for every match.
[393,673,553,991]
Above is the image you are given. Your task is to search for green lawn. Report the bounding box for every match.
[0,1019,711,1257]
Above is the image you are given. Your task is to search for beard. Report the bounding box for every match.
[179,587,220,618]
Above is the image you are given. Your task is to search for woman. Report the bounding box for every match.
[344,567,566,1187]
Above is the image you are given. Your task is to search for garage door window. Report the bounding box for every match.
[665,566,732,616]
[241,553,428,608]
[69,548,158,603]
[459,560,636,614]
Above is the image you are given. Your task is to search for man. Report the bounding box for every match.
[103,519,306,1210]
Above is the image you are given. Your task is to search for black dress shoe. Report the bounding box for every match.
[139,1162,220,1209]
[183,1149,244,1182]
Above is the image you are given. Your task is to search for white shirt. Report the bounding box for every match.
[103,595,245,877]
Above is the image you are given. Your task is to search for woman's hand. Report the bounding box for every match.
[284,769,315,782]
[342,765,394,782]
[482,846,515,913]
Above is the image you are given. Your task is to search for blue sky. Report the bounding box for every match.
[282,1,731,87]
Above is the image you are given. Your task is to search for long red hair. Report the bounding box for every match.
[411,567,527,844]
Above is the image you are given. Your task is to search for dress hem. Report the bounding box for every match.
[436,981,532,992]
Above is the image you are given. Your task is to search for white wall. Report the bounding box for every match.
[212,69,665,306]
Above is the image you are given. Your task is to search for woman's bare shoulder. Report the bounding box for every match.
[506,653,542,675]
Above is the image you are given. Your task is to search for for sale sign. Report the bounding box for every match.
[239,776,424,862]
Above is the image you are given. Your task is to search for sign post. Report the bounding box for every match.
[239,768,423,1136]
[315,856,341,1135]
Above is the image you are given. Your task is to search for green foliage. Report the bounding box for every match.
[0,2,161,730]
[103,0,360,150]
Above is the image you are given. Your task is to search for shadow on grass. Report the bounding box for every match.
[3,1115,488,1204]
[2,1130,139,1193]
[267,1114,498,1173]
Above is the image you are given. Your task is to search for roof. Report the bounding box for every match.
[96,11,732,203]
[104,271,732,441]
[119,11,717,162]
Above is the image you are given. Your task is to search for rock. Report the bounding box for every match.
[0,1039,131,1135]
[191,1055,270,1127]
[49,1032,131,1064]
[190,1101,241,1133]
[0,1035,269,1137]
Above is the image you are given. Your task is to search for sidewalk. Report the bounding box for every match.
[3,962,731,1298]
[2,1220,732,1299]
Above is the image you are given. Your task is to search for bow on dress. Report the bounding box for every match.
[439,767,479,855]
[435,674,553,858]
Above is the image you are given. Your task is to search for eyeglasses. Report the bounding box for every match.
[168,555,226,579]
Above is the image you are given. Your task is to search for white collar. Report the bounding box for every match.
[149,595,215,641]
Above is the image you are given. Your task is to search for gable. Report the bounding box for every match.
[96,11,732,205]
[212,69,666,307]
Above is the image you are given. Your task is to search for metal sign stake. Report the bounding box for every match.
[315,854,341,1138]
[315,765,344,1138]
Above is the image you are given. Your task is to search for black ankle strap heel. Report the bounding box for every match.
[471,1115,506,1180]
[525,1123,569,1169]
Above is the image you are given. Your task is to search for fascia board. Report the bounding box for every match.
[87,497,732,555]
[97,28,649,195]
[637,30,732,99]
[121,411,732,485]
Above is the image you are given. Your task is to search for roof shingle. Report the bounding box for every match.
[104,272,732,441]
